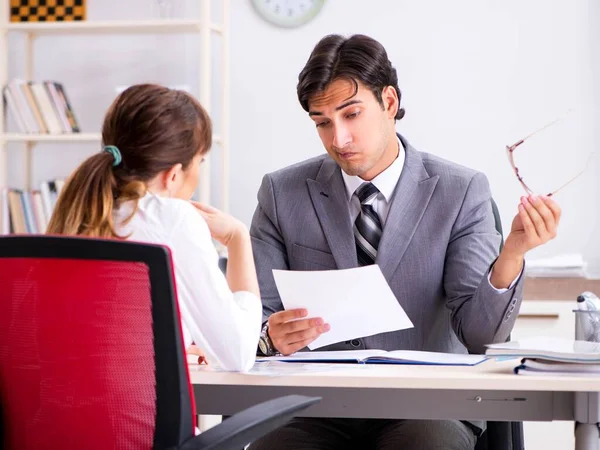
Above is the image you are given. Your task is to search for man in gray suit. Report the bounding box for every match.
[249,34,561,450]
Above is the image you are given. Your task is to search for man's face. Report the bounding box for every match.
[308,78,399,181]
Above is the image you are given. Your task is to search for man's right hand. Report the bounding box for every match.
[268,308,330,356]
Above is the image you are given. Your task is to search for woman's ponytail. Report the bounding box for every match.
[47,151,121,238]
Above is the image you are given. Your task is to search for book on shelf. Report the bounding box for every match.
[258,349,487,366]
[2,79,80,135]
[0,188,9,235]
[0,179,65,235]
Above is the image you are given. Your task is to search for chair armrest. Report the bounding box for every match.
[181,395,320,450]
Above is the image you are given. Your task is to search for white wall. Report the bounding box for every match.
[7,0,600,276]
[229,0,600,276]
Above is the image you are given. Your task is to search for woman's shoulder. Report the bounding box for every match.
[141,195,215,256]
[137,194,208,231]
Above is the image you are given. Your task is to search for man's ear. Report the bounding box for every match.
[382,86,399,119]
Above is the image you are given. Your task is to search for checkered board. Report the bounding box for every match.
[10,0,86,22]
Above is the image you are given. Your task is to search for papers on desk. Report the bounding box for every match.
[486,337,600,363]
[525,253,587,278]
[273,265,413,350]
[514,358,600,376]
[258,349,487,366]
[486,336,600,376]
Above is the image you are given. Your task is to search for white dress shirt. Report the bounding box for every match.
[113,192,262,372]
[341,137,519,292]
[341,138,406,225]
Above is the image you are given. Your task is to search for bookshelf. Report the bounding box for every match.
[5,19,221,35]
[0,0,230,214]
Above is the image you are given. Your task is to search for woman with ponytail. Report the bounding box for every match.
[47,84,261,372]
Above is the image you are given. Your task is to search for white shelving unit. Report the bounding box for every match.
[2,132,102,142]
[0,0,229,209]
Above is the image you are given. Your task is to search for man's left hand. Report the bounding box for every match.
[490,194,561,289]
[504,194,561,256]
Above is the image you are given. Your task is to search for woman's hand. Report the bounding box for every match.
[186,344,207,365]
[190,201,248,247]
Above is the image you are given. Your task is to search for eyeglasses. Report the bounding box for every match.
[506,111,594,197]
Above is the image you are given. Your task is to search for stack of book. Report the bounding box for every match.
[3,79,80,134]
[525,254,588,278]
[0,179,65,235]
[485,337,600,376]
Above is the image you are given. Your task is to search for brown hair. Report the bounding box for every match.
[46,83,212,238]
[297,34,405,121]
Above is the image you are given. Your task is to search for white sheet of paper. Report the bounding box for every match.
[273,265,414,350]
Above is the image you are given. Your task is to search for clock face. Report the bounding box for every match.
[251,0,326,28]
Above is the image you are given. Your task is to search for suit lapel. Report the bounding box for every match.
[307,158,357,269]
[377,137,439,281]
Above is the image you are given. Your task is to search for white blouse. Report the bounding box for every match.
[113,193,262,372]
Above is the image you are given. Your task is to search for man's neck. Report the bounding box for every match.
[360,136,400,181]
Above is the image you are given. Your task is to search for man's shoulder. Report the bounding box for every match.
[265,154,329,185]
[417,150,484,187]
[410,148,493,204]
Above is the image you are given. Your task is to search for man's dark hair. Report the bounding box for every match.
[297,34,405,120]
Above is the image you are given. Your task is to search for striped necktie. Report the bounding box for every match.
[354,182,382,266]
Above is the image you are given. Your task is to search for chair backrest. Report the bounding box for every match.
[490,197,504,251]
[474,200,524,450]
[0,236,195,450]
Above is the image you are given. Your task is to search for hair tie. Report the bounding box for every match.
[103,145,122,167]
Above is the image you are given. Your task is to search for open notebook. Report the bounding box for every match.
[258,350,487,366]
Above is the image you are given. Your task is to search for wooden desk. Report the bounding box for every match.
[190,359,600,450]
[524,277,600,301]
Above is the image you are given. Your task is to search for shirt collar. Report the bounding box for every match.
[341,136,405,202]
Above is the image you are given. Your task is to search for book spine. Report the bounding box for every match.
[54,83,80,133]
[3,86,27,133]
[30,82,63,134]
[8,190,27,234]
[11,80,42,133]
[31,190,48,233]
[20,191,37,234]
[40,181,54,221]
[0,187,9,235]
[22,81,48,133]
[44,81,71,133]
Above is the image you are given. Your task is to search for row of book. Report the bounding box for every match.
[3,79,80,134]
[0,179,65,235]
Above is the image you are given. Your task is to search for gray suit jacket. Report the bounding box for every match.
[250,135,524,356]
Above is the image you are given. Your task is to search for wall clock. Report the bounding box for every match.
[251,0,326,28]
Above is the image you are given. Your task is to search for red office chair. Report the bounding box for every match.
[0,235,319,450]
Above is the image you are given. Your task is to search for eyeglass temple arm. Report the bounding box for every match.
[548,153,595,197]
[508,111,571,150]
[508,140,524,152]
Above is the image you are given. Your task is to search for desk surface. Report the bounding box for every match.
[189,359,600,392]
[524,277,600,301]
